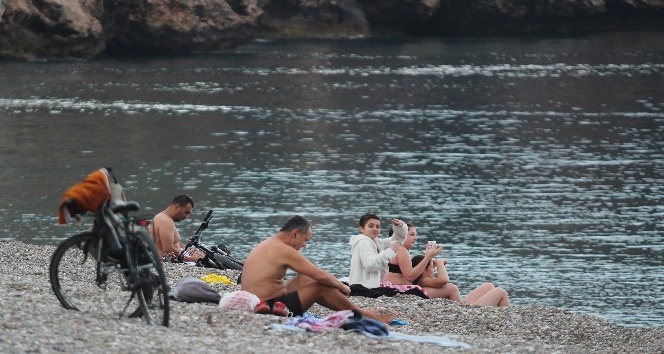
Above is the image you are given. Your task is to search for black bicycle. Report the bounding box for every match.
[180,209,244,271]
[49,168,169,326]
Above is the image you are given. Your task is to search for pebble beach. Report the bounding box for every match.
[1,241,662,353]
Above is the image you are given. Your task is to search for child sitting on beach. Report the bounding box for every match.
[347,213,407,288]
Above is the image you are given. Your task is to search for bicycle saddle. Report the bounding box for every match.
[111,201,140,214]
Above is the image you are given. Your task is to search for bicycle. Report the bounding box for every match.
[179,209,244,271]
[49,168,169,326]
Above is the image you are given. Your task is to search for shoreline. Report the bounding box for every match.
[2,241,662,353]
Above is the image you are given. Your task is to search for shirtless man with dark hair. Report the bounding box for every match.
[148,195,204,263]
[240,215,395,324]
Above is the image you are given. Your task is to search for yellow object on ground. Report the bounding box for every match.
[200,274,235,285]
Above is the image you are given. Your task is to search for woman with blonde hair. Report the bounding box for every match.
[384,224,510,307]
[411,254,510,307]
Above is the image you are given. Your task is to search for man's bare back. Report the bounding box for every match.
[240,237,296,300]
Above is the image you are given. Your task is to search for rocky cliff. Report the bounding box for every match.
[1,0,663,60]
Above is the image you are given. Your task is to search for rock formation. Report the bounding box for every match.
[0,0,105,59]
[416,0,664,35]
[257,0,370,38]
[1,0,663,60]
[103,0,262,55]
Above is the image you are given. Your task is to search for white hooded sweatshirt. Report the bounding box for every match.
[348,220,408,288]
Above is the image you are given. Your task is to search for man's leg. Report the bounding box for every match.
[284,274,317,294]
[296,282,395,324]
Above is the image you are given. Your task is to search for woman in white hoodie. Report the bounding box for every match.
[348,213,407,288]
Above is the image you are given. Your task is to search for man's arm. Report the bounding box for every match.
[285,247,349,294]
[179,241,205,262]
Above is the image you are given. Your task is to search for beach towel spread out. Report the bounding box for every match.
[283,311,353,332]
[267,310,470,348]
[58,168,112,224]
[378,331,471,348]
[274,310,388,335]
[348,283,398,298]
[347,283,429,299]
[379,280,429,298]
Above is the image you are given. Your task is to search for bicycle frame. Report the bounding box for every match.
[179,209,243,270]
[73,199,135,297]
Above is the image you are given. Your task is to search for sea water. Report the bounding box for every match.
[0,32,662,327]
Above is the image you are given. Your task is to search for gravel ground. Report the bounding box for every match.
[1,241,662,353]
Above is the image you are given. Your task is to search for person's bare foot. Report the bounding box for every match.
[359,308,395,324]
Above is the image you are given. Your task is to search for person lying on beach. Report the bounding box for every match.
[148,195,204,263]
[240,215,395,324]
[347,213,407,288]
[411,254,511,307]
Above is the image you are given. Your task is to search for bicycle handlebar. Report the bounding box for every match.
[194,209,213,236]
[178,209,213,262]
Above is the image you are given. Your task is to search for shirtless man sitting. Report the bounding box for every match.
[241,215,395,324]
[148,195,204,263]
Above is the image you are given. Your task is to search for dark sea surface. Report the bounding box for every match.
[0,32,662,327]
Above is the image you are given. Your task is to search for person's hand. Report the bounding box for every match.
[183,248,204,261]
[425,244,443,259]
[434,258,447,267]
[193,249,205,259]
[389,241,401,252]
[391,219,403,227]
[339,283,351,296]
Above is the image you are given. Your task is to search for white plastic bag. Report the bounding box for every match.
[218,290,260,312]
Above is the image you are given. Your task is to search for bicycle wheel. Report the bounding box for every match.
[50,232,130,318]
[212,253,243,270]
[127,230,169,326]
